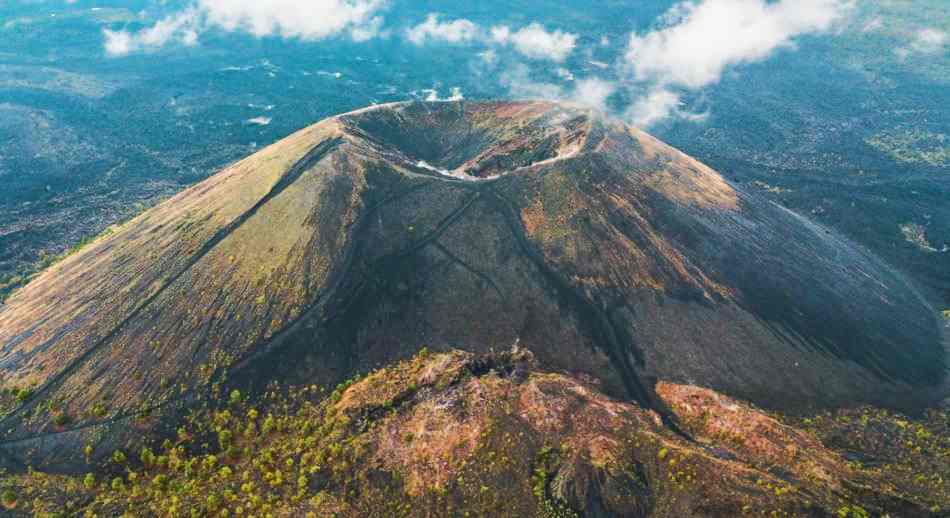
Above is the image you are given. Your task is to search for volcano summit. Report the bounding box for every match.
[0,101,945,470]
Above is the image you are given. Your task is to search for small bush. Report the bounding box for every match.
[14,388,32,403]
[1,488,16,508]
[52,412,70,427]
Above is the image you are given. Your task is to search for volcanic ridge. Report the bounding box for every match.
[0,101,945,478]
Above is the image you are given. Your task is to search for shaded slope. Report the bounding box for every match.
[0,101,945,471]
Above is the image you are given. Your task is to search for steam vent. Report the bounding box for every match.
[0,101,945,471]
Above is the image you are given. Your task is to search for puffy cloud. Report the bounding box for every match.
[489,26,510,44]
[500,66,614,112]
[896,28,948,58]
[405,14,479,45]
[407,15,577,62]
[103,29,134,56]
[500,65,567,101]
[419,87,465,102]
[103,9,200,57]
[625,0,850,89]
[245,116,272,126]
[621,0,850,126]
[103,0,387,56]
[491,0,852,129]
[197,0,385,39]
[555,67,575,81]
[491,23,577,62]
[349,15,386,42]
[570,78,615,112]
[625,87,683,127]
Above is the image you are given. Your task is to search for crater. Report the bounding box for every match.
[338,101,595,180]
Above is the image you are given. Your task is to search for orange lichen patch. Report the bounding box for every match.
[656,382,848,487]
[629,128,739,211]
[373,376,492,496]
[415,350,470,386]
[518,373,660,438]
[517,374,576,435]
[642,162,740,211]
[520,198,545,236]
[583,434,624,468]
[519,173,586,248]
[336,351,467,417]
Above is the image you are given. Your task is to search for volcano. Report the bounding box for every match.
[0,101,945,470]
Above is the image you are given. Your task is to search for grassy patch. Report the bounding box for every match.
[867,129,950,168]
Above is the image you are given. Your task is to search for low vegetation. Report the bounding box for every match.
[867,129,950,168]
[1,348,948,517]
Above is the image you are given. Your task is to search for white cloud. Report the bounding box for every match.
[500,65,613,112]
[570,78,615,112]
[620,0,850,126]
[625,0,850,89]
[103,0,387,56]
[406,14,479,45]
[624,87,708,127]
[350,16,385,42]
[104,8,201,56]
[246,116,272,126]
[490,26,510,44]
[500,65,565,101]
[407,15,577,62]
[896,28,948,58]
[103,29,134,56]
[417,87,465,102]
[555,67,575,81]
[199,0,386,40]
[626,87,682,127]
[491,23,577,62]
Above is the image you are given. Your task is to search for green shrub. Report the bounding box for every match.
[1,488,16,507]
[14,388,32,403]
[112,450,127,464]
[52,412,70,427]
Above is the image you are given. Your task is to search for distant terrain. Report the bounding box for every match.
[0,0,948,309]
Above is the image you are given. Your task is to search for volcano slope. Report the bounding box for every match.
[0,100,945,471]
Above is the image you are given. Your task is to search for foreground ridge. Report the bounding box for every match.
[3,348,948,517]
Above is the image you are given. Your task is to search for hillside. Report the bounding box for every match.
[0,101,945,474]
